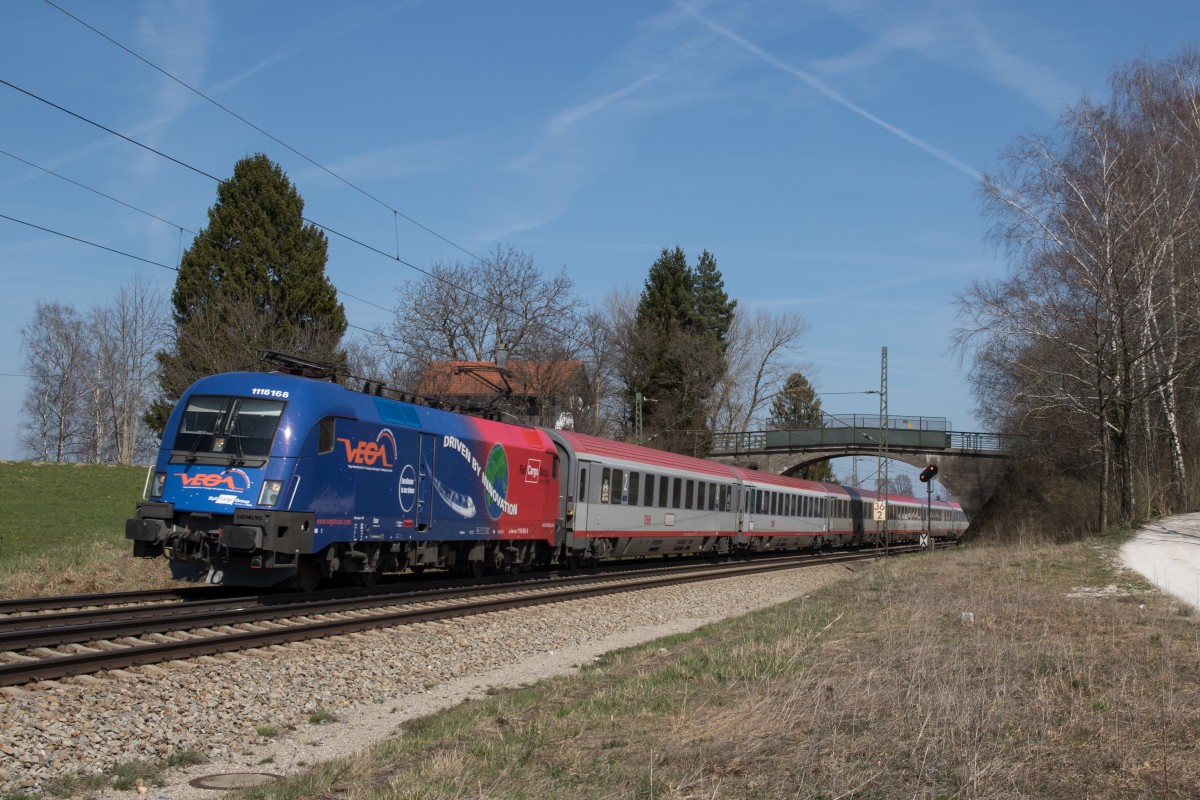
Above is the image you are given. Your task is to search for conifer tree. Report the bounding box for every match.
[770,371,835,481]
[148,154,346,433]
[626,246,735,455]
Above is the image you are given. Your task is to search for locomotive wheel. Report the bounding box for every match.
[296,558,322,592]
[409,564,426,575]
[360,567,381,588]
[469,559,486,579]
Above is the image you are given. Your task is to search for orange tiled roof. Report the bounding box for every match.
[415,360,583,398]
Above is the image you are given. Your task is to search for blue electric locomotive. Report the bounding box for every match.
[126,370,562,589]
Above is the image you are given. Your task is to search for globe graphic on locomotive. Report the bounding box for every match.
[483,443,509,520]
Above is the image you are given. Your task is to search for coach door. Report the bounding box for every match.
[567,459,599,549]
[415,433,436,532]
[736,486,753,544]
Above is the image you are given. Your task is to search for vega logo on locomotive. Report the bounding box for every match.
[337,429,398,471]
[177,469,251,492]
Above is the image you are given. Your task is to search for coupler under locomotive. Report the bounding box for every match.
[126,500,318,588]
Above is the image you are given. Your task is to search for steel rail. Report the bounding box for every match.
[0,547,925,687]
[0,554,779,637]
[0,551,865,647]
[0,587,230,616]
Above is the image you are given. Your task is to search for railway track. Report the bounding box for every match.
[0,546,924,688]
[0,586,235,617]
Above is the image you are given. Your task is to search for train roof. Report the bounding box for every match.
[181,372,556,454]
[549,430,741,479]
[730,467,830,493]
[827,483,962,509]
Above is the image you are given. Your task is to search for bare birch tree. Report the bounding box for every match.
[89,278,171,464]
[20,303,89,462]
[709,308,809,432]
[959,49,1200,528]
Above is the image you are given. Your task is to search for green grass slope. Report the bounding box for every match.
[0,461,174,597]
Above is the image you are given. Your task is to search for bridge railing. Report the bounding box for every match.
[709,428,1017,455]
[944,431,1012,452]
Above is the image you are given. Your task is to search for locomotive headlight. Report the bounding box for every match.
[258,480,284,507]
[150,472,166,498]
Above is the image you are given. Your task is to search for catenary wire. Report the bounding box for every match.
[0,148,198,235]
[0,210,429,364]
[0,212,179,272]
[0,79,479,302]
[40,0,485,265]
[0,76,596,355]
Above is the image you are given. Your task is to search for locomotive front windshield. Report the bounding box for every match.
[174,396,285,458]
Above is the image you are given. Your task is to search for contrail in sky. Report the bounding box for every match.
[675,0,982,181]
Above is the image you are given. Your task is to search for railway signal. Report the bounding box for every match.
[918,464,938,549]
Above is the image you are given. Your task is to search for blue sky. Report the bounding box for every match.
[1,0,1195,465]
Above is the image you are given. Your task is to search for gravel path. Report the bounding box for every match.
[1121,512,1200,610]
[0,564,851,797]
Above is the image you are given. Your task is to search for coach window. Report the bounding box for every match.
[644,474,654,506]
[579,469,587,503]
[601,468,611,503]
[697,482,706,511]
[552,456,559,479]
[611,469,624,504]
[659,476,669,508]
[710,485,718,511]
[672,478,682,509]
[685,480,694,509]
[629,472,640,506]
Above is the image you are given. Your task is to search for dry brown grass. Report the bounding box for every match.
[0,541,177,598]
[235,535,1200,800]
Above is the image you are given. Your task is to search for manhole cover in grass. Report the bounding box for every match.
[189,773,281,790]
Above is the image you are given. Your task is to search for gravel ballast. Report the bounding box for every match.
[0,565,851,797]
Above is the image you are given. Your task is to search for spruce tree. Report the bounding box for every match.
[627,246,734,455]
[691,249,736,348]
[770,371,835,482]
[148,154,346,434]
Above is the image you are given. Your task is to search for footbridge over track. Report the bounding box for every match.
[708,417,1017,520]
